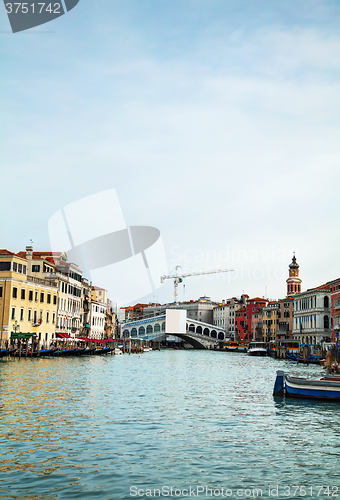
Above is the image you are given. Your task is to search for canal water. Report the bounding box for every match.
[0,351,339,499]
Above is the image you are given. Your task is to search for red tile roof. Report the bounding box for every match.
[0,249,16,256]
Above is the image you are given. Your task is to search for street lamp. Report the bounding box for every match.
[12,320,20,335]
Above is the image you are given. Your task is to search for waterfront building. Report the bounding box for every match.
[18,247,83,339]
[328,277,340,341]
[262,301,279,342]
[247,297,268,341]
[89,300,106,339]
[144,297,219,325]
[213,296,247,336]
[277,296,294,339]
[292,284,332,344]
[79,277,91,338]
[0,250,58,343]
[235,307,247,340]
[121,303,153,323]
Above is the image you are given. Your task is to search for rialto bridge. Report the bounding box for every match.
[121,309,227,349]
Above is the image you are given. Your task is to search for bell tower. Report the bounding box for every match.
[286,253,301,296]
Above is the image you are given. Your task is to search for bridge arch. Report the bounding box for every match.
[211,330,217,338]
[203,328,210,336]
[189,324,195,332]
[196,325,202,334]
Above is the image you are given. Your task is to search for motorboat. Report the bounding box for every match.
[273,370,340,401]
[247,342,267,356]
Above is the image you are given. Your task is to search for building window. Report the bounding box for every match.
[32,265,40,272]
[35,291,38,302]
[0,286,2,298]
[13,262,17,272]
[21,289,25,300]
[40,292,44,303]
[29,290,33,301]
[28,309,32,321]
[324,315,329,329]
[0,262,11,271]
[11,307,15,320]
[52,312,55,324]
[46,311,49,323]
[12,287,17,299]
[47,293,51,304]
[23,265,27,275]
[20,308,24,321]
[53,295,57,305]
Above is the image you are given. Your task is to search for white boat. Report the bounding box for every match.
[114,348,123,355]
[143,347,153,352]
[247,342,267,357]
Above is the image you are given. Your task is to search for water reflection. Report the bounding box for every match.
[0,352,340,499]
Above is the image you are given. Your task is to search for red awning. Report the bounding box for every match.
[56,333,72,339]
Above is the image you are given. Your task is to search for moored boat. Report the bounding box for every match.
[247,342,267,356]
[273,370,340,401]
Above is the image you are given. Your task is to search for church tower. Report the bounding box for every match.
[286,253,302,296]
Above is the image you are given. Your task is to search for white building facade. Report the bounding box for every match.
[292,284,332,344]
[90,301,106,339]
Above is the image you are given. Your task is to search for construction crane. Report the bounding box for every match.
[160,265,235,303]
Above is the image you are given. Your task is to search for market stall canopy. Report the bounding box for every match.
[56,333,72,339]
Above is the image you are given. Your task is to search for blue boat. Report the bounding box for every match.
[273,370,340,401]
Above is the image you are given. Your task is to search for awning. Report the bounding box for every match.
[56,333,72,339]
[11,332,37,340]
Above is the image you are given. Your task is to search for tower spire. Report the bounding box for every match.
[286,253,301,296]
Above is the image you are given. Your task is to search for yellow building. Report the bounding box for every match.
[91,286,108,304]
[0,250,58,344]
[262,301,279,342]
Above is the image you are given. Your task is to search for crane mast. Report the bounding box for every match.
[160,265,235,303]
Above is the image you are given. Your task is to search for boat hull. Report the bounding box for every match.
[273,370,340,401]
[247,349,267,357]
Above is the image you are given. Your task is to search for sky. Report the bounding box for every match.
[1,0,340,306]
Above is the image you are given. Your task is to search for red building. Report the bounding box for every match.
[235,307,247,340]
[235,297,268,341]
[328,278,340,341]
[247,297,268,341]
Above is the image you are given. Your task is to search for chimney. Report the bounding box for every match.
[222,299,225,305]
[26,246,33,259]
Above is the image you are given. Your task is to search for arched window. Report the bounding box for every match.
[154,323,160,332]
[218,332,224,340]
[161,322,165,331]
[211,330,217,338]
[324,296,329,308]
[203,328,210,336]
[146,325,153,334]
[131,327,137,336]
[139,326,145,336]
[196,325,202,334]
[189,324,195,332]
[324,315,329,329]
